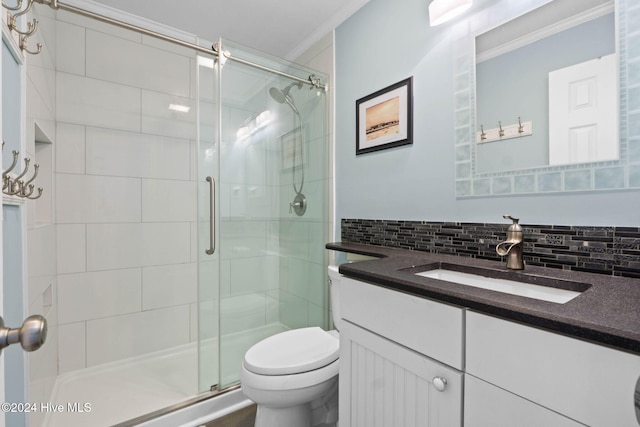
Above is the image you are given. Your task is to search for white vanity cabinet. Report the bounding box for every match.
[338,276,464,427]
[465,311,640,427]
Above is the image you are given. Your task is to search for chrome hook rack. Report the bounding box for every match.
[2,142,44,200]
[2,0,41,55]
[1,0,23,11]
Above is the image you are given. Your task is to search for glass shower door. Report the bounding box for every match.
[198,39,330,391]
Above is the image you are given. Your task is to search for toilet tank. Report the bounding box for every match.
[328,266,344,332]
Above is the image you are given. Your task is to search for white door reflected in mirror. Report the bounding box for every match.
[549,53,618,165]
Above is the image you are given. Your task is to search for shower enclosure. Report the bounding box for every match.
[2,3,330,426]
[197,39,331,393]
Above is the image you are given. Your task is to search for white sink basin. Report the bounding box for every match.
[415,269,582,304]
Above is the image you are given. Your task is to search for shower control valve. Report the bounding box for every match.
[289,193,307,216]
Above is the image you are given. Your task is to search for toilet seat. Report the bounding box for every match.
[244,327,339,376]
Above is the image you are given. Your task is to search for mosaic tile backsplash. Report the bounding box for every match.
[341,219,640,279]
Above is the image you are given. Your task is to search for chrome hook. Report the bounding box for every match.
[498,121,505,137]
[11,17,37,36]
[517,116,524,134]
[2,0,23,11]
[22,163,39,188]
[8,0,34,25]
[3,150,20,177]
[27,187,43,200]
[480,124,487,140]
[21,183,34,198]
[22,162,42,198]
[19,33,41,55]
[7,178,22,196]
[14,157,31,182]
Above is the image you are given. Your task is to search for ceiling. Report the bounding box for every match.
[90,0,369,60]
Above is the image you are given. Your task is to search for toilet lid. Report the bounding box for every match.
[244,327,339,376]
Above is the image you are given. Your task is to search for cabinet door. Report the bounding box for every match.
[339,320,463,427]
[465,374,585,427]
[466,311,640,427]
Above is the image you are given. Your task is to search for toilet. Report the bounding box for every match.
[240,266,343,427]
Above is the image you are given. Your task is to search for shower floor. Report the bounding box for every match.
[45,323,285,427]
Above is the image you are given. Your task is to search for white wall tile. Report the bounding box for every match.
[190,221,199,263]
[199,100,216,142]
[142,263,197,310]
[189,303,198,342]
[86,223,142,271]
[141,179,196,222]
[229,255,279,295]
[56,123,85,174]
[27,223,57,278]
[141,90,197,139]
[86,30,191,97]
[86,305,190,366]
[55,9,142,43]
[196,300,218,342]
[195,58,216,102]
[86,222,191,271]
[142,34,197,58]
[220,293,267,335]
[58,268,141,324]
[141,222,192,267]
[220,220,267,259]
[56,21,85,76]
[55,174,141,223]
[56,72,141,132]
[198,257,219,301]
[58,322,86,373]
[278,290,309,329]
[26,63,56,122]
[57,224,86,274]
[85,127,191,180]
[265,291,280,325]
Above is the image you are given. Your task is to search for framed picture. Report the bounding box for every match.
[356,77,413,155]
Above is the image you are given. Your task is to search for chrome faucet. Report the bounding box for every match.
[496,215,524,270]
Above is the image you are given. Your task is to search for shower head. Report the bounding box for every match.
[269,86,289,104]
[269,81,303,111]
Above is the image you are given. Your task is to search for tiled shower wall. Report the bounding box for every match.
[342,219,640,278]
[54,11,203,372]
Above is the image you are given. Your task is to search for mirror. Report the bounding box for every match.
[453,0,639,197]
[475,0,616,174]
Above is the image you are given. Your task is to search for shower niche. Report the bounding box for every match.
[33,122,52,225]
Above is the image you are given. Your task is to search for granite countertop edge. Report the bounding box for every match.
[327,242,640,356]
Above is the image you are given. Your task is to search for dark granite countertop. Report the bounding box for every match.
[327,242,640,356]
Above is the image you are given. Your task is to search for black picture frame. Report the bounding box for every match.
[356,77,413,155]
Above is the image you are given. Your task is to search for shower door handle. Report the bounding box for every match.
[206,176,216,255]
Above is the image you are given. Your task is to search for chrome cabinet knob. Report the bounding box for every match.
[433,376,447,392]
[0,314,47,354]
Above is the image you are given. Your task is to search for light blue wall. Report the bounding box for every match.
[334,0,640,236]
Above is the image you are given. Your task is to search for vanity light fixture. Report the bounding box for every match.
[429,0,472,26]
